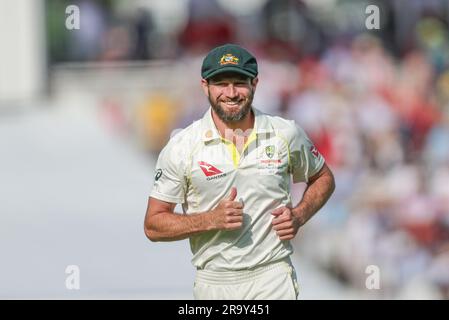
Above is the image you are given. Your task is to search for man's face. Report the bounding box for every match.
[201,72,258,122]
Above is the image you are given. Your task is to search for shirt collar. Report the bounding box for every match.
[200,106,274,143]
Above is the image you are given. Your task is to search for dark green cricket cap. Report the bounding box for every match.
[201,44,258,80]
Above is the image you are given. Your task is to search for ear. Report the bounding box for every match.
[201,79,209,97]
[251,77,259,90]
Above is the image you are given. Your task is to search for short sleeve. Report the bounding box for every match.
[288,123,325,184]
[149,139,186,204]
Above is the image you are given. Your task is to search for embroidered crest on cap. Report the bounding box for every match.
[220,54,239,65]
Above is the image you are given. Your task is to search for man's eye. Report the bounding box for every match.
[211,81,247,87]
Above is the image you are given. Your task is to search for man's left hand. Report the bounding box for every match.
[271,206,301,240]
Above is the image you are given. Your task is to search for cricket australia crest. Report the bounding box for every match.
[265,145,275,159]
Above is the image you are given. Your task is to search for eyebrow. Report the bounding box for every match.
[209,77,250,83]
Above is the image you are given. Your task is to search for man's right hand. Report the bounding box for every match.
[210,187,243,230]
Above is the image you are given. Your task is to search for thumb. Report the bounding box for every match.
[271,206,285,216]
[227,187,237,201]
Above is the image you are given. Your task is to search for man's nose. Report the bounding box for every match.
[224,84,238,98]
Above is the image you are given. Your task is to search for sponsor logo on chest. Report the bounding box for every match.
[198,161,228,181]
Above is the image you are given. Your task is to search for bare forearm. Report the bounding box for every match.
[292,168,335,226]
[145,190,243,242]
[145,211,214,242]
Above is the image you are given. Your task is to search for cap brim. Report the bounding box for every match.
[204,66,256,80]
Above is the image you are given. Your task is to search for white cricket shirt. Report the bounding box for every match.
[150,107,324,271]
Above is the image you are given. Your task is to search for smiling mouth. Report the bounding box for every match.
[222,100,242,107]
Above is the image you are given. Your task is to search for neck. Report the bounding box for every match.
[211,108,255,140]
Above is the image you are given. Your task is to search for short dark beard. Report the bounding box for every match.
[208,88,254,122]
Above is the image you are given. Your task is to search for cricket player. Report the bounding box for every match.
[144,44,335,300]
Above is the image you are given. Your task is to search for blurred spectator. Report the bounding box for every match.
[178,0,236,54]
[259,0,325,60]
[131,8,155,60]
[69,0,108,61]
[134,93,179,153]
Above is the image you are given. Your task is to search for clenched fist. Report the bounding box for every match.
[271,206,301,240]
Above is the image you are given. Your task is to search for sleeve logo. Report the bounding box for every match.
[310,145,320,158]
[154,169,162,181]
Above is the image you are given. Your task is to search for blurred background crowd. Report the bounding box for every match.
[1,0,449,299]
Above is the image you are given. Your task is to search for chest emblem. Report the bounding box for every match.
[265,145,275,158]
